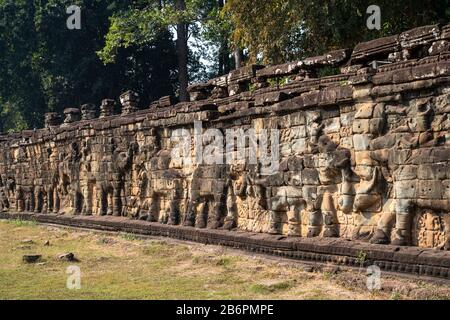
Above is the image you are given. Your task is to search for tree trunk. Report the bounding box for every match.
[234,48,243,69]
[176,0,189,102]
[221,41,230,74]
[219,51,224,75]
[217,0,230,75]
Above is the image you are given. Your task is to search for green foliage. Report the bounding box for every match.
[98,0,228,82]
[120,233,139,241]
[0,0,177,132]
[0,0,45,131]
[224,0,449,64]
[216,256,233,268]
[99,0,178,64]
[97,3,168,64]
[0,0,448,131]
[0,100,28,133]
[6,218,37,227]
[248,83,256,93]
[201,2,234,75]
[356,250,368,265]
[390,291,402,300]
[267,78,279,88]
[224,0,303,64]
[249,280,294,294]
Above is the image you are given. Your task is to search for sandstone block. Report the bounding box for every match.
[418,180,443,199]
[396,165,418,181]
[352,119,370,134]
[418,163,448,180]
[302,168,319,185]
[395,180,418,199]
[353,134,372,151]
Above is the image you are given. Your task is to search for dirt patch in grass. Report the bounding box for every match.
[0,220,448,300]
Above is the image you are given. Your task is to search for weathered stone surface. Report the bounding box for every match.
[302,49,351,68]
[81,104,96,121]
[100,99,115,118]
[351,35,399,63]
[158,96,176,107]
[255,61,303,78]
[0,24,449,253]
[58,252,77,261]
[255,91,289,106]
[399,24,440,49]
[62,108,80,125]
[23,254,41,263]
[44,112,62,128]
[228,65,265,83]
[429,40,450,56]
[120,90,139,114]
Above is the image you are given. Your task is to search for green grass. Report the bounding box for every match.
[390,292,402,300]
[6,219,37,227]
[215,257,234,268]
[0,221,448,300]
[356,250,368,266]
[119,233,139,241]
[250,281,295,294]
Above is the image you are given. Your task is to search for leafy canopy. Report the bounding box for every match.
[224,0,449,64]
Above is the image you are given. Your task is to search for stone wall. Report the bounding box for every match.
[1,24,450,249]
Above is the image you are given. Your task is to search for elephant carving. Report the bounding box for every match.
[141,150,183,225]
[184,164,229,229]
[96,139,133,216]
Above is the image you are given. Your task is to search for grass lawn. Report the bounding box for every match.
[0,219,449,300]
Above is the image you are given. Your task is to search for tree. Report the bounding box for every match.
[175,0,188,101]
[33,0,177,112]
[0,0,178,131]
[98,0,190,100]
[200,0,233,74]
[98,0,228,99]
[223,0,450,65]
[223,0,303,65]
[0,0,43,131]
[1,0,448,131]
